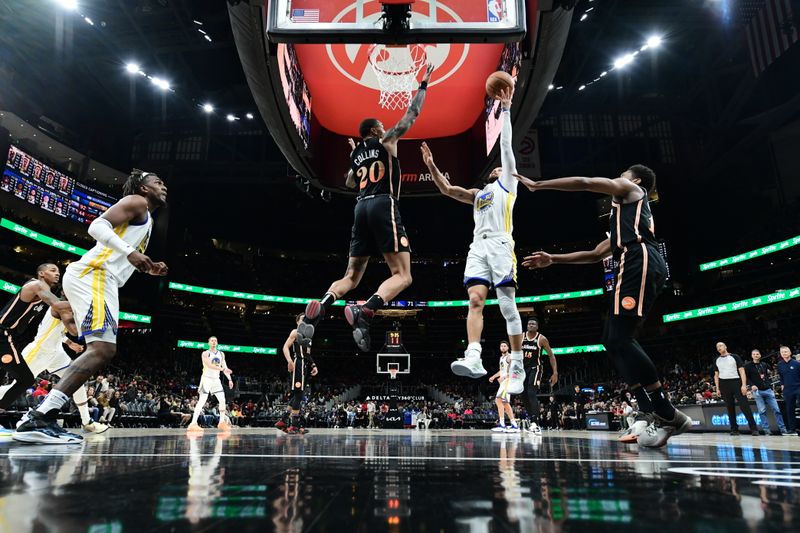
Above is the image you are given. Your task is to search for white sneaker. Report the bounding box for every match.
[504,425,521,433]
[451,353,488,378]
[637,410,693,449]
[528,422,542,435]
[506,360,525,394]
[82,422,110,434]
[491,425,507,433]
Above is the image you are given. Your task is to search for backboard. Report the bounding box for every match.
[377,353,411,376]
[267,0,527,44]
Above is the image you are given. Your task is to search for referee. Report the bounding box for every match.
[713,342,759,436]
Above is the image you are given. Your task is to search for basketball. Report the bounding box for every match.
[485,71,514,99]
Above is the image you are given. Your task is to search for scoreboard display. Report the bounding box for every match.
[1,145,116,225]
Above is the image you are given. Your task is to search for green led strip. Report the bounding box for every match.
[699,235,800,271]
[663,286,800,323]
[0,277,151,324]
[1,218,88,255]
[169,282,603,307]
[551,344,605,355]
[177,339,277,355]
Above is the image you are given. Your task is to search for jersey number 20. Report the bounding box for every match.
[357,161,385,190]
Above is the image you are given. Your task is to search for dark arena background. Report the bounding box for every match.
[1,0,800,531]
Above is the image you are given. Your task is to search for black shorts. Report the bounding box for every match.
[350,194,411,257]
[611,243,666,319]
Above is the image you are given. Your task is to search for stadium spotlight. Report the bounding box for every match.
[56,0,79,10]
[226,114,237,121]
[548,84,554,90]
[246,113,254,120]
[202,103,214,114]
[125,62,140,74]
[646,35,663,48]
[151,77,170,91]
[613,53,635,69]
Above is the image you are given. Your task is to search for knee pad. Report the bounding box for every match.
[496,287,522,335]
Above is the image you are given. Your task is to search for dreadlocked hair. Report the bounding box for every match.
[123,169,149,197]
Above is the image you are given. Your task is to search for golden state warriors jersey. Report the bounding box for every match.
[23,310,65,362]
[473,179,516,239]
[202,350,225,379]
[72,213,153,286]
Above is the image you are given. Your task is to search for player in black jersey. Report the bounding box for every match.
[0,264,77,430]
[520,318,556,434]
[280,314,318,434]
[514,165,691,448]
[296,64,434,352]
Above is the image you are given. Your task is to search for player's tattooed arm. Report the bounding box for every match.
[383,64,434,149]
[345,170,356,189]
[420,142,476,205]
[21,279,61,308]
[49,300,79,336]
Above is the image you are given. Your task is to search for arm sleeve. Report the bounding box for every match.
[88,218,135,256]
[498,109,518,194]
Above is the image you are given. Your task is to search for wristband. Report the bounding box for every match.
[501,108,510,113]
[66,332,86,346]
[418,81,428,91]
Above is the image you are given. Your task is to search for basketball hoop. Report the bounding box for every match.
[389,368,398,380]
[368,44,427,110]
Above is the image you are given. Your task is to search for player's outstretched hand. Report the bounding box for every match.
[512,172,539,191]
[522,251,553,270]
[499,86,514,109]
[127,251,155,273]
[420,142,435,168]
[149,262,169,276]
[422,63,434,83]
[347,137,356,154]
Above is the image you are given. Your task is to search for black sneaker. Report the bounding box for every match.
[296,300,321,346]
[344,304,372,352]
[12,410,83,444]
[730,430,739,436]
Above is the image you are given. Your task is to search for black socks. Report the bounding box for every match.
[364,294,385,315]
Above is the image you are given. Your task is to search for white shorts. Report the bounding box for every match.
[495,378,512,403]
[464,235,517,289]
[22,345,72,378]
[63,263,119,344]
[198,376,224,395]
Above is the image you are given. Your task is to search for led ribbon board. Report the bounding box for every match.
[177,340,277,355]
[663,287,800,323]
[699,236,800,271]
[0,278,151,323]
[169,282,603,308]
[551,344,605,355]
[1,218,88,255]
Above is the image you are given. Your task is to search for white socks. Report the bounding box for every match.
[466,342,482,358]
[35,389,70,415]
[72,386,92,425]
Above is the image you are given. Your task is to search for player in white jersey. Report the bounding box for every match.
[488,341,520,433]
[421,86,525,392]
[187,336,234,434]
[14,169,168,444]
[0,300,109,433]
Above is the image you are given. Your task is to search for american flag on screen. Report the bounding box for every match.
[291,8,320,23]
[741,0,798,76]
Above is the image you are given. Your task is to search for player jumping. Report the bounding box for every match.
[420,86,525,392]
[296,65,434,353]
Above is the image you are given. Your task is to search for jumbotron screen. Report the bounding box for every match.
[1,145,116,225]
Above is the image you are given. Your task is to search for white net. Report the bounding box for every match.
[368,44,428,110]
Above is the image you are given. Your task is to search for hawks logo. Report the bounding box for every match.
[621,296,637,310]
[476,191,494,211]
[325,3,469,93]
